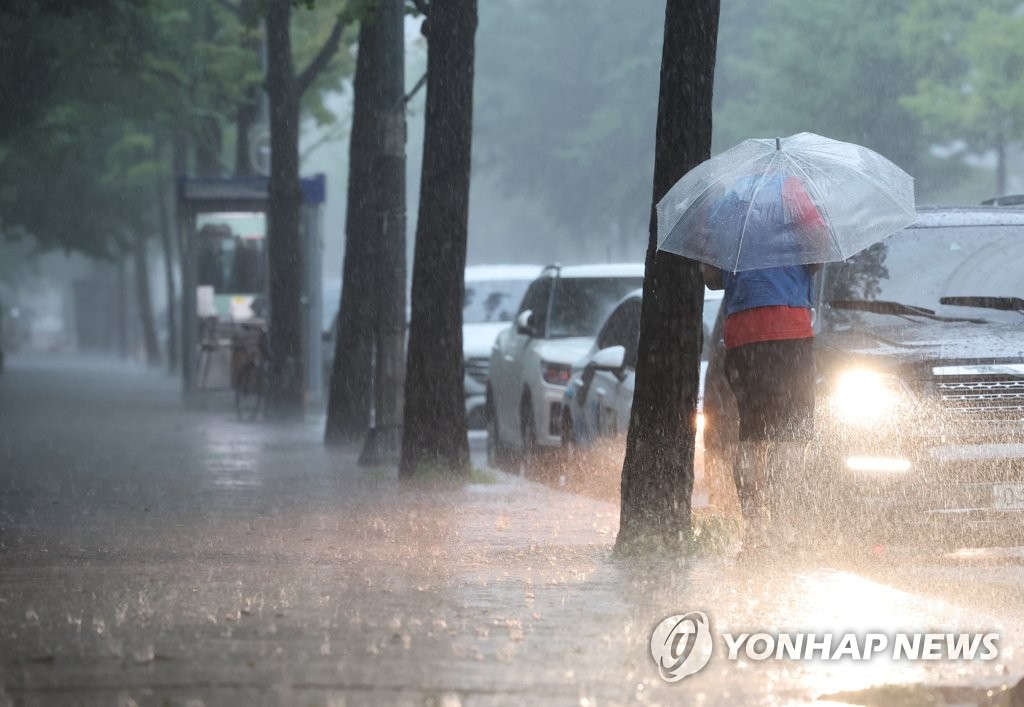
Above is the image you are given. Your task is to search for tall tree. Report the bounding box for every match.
[325,4,394,446]
[359,0,407,464]
[263,0,349,418]
[132,228,162,366]
[154,136,179,372]
[616,0,720,555]
[898,0,1024,195]
[399,0,478,478]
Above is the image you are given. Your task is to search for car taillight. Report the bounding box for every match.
[541,361,572,386]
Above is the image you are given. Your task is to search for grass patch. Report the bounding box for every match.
[690,508,743,555]
[469,467,497,484]
[361,466,393,482]
[401,461,496,488]
[611,508,742,559]
[821,683,998,707]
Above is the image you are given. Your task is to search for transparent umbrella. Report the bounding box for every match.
[656,132,916,272]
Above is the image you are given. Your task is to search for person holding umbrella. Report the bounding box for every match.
[657,133,917,553]
[700,171,826,550]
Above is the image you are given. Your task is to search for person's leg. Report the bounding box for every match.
[760,339,816,545]
[735,440,775,549]
[726,345,774,548]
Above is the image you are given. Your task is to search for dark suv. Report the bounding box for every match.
[703,205,1024,548]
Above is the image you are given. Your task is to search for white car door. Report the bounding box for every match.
[610,366,636,437]
[492,277,552,443]
[592,367,623,437]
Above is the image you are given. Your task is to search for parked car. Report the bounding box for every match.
[560,287,724,488]
[703,205,1024,548]
[463,265,545,429]
[486,263,645,470]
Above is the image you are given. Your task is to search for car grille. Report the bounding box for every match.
[465,356,490,385]
[918,372,1024,441]
[936,377,1024,416]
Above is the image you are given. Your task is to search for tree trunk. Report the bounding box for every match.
[195,117,223,177]
[133,230,162,367]
[399,0,478,478]
[360,0,407,465]
[117,255,129,359]
[235,94,261,177]
[235,0,264,178]
[264,0,305,418]
[154,137,178,373]
[615,0,720,555]
[325,17,385,445]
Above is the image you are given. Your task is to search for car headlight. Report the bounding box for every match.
[830,368,906,427]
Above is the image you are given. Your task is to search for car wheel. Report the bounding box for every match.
[485,388,514,471]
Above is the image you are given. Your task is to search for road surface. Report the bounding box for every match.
[1,355,1022,706]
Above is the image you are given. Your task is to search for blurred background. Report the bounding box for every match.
[1,0,1020,365]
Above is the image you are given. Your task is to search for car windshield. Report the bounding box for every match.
[824,224,1024,326]
[548,276,644,338]
[464,279,533,324]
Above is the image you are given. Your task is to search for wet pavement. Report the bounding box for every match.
[1,356,1023,706]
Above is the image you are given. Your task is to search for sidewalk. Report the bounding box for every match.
[1,356,1021,706]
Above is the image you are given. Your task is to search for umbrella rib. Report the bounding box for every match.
[659,153,764,255]
[732,154,781,272]
[788,151,916,220]
[781,152,846,259]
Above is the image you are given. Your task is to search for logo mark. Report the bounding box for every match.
[650,611,714,682]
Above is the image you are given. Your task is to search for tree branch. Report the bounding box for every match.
[297,12,349,96]
[402,71,428,107]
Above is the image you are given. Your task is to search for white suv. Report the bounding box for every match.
[486,263,645,470]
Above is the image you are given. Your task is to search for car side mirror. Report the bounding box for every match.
[516,310,535,336]
[591,345,626,373]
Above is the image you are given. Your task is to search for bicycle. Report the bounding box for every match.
[231,320,268,422]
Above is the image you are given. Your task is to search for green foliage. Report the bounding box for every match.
[715,0,924,176]
[473,0,939,252]
[0,104,147,256]
[292,1,359,126]
[898,0,1024,155]
[0,0,356,256]
[0,1,149,141]
[475,0,1024,239]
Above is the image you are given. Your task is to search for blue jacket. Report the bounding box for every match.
[722,265,815,317]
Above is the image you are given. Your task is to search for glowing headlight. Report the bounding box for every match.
[831,368,905,427]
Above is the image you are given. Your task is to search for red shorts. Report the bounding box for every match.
[724,306,812,349]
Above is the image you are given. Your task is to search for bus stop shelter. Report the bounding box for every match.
[177,175,327,405]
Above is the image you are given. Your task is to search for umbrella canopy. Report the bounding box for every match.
[656,132,916,272]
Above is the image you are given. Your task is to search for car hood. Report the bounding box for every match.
[464,322,510,358]
[821,319,1024,367]
[534,337,595,365]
